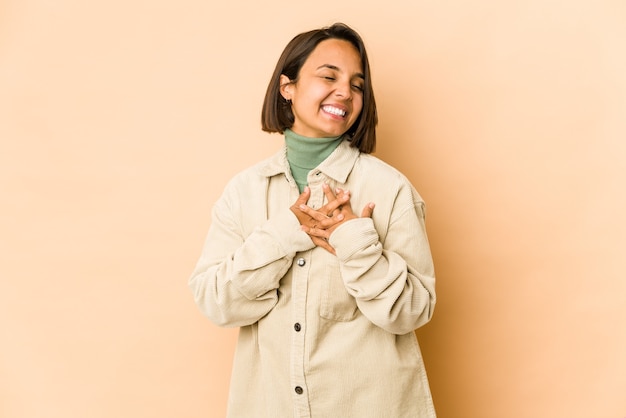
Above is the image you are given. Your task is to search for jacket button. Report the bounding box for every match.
[294,386,303,395]
[297,258,305,267]
[294,323,301,332]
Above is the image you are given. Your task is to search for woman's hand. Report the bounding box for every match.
[290,184,375,254]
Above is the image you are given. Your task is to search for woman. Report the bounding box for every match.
[189,22,437,417]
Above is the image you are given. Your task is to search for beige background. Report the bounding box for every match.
[1,0,625,417]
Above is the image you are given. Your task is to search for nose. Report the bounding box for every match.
[334,81,352,100]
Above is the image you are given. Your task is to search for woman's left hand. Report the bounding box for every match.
[298,184,375,254]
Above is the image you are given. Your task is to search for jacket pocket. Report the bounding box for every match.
[319,264,358,321]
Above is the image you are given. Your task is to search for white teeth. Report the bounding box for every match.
[323,106,346,117]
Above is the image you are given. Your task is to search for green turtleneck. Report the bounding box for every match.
[285,129,344,193]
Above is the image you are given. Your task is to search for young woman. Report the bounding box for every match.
[189,23,437,417]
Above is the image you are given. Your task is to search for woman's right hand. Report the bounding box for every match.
[290,184,374,254]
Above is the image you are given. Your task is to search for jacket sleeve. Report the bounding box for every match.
[188,182,315,328]
[329,183,436,335]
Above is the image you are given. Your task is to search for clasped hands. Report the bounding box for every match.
[290,183,375,254]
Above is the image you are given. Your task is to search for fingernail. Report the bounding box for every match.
[337,214,344,220]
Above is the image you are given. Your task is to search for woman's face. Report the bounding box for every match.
[281,39,364,138]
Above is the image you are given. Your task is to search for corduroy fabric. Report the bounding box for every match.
[189,138,437,417]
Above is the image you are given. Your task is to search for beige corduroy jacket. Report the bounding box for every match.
[189,139,437,418]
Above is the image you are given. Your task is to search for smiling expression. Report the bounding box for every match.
[280,39,364,138]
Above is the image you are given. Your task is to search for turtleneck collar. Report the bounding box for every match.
[284,129,344,192]
[285,129,344,169]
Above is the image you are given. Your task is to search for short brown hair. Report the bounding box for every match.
[261,23,378,154]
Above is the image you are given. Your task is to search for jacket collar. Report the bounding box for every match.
[259,139,360,184]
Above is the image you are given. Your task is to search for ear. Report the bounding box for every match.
[279,74,292,101]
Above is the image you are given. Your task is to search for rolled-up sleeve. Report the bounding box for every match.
[329,185,436,335]
[188,179,314,328]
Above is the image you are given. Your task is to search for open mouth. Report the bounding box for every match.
[322,105,346,117]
